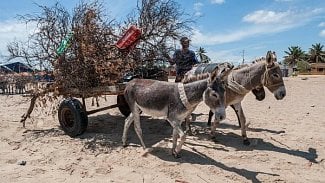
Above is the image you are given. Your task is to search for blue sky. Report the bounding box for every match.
[0,0,324,65]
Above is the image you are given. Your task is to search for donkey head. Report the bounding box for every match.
[204,62,233,121]
[263,51,286,100]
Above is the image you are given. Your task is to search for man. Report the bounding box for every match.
[168,37,199,82]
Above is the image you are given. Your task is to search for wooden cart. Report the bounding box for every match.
[20,25,168,137]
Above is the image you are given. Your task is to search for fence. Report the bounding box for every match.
[0,81,51,95]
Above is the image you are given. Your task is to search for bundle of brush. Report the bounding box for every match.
[54,9,135,92]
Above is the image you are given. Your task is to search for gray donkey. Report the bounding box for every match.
[122,63,233,158]
[208,51,286,145]
[183,62,266,132]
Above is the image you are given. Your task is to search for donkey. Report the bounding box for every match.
[122,63,233,158]
[183,63,266,130]
[208,51,286,145]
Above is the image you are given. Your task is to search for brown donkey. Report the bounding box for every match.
[122,63,233,158]
[209,51,286,145]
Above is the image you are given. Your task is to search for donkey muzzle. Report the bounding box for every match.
[274,86,286,100]
[213,108,226,121]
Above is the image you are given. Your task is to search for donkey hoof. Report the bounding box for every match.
[210,136,218,142]
[243,139,250,146]
[122,143,128,148]
[172,151,181,159]
[186,131,193,136]
[173,153,181,159]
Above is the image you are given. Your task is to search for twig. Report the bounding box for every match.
[197,174,209,183]
[175,179,190,183]
[270,136,291,149]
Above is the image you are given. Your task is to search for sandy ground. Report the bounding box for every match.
[0,75,325,183]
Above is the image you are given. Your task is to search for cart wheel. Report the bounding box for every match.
[117,94,131,117]
[58,98,88,137]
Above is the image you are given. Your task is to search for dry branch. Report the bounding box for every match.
[20,86,55,127]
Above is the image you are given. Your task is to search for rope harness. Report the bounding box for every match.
[227,73,250,95]
[262,63,284,88]
[178,83,191,109]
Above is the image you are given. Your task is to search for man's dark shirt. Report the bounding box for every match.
[172,49,199,76]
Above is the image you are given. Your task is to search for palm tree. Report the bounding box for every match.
[308,43,325,63]
[196,47,211,63]
[284,46,306,67]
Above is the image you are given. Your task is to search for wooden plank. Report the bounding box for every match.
[58,83,126,98]
[86,104,119,115]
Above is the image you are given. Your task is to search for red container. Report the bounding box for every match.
[116,25,141,50]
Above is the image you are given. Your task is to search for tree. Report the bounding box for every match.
[7,2,71,70]
[308,43,325,63]
[284,46,306,67]
[196,47,211,63]
[296,60,310,73]
[125,0,194,62]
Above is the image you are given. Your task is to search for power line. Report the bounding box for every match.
[241,50,245,64]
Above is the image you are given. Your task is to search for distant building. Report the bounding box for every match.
[310,63,325,75]
[2,62,34,73]
[279,64,289,77]
[0,65,14,74]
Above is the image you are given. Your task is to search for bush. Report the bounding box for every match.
[297,60,310,73]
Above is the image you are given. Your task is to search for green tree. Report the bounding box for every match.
[284,46,306,67]
[296,60,310,73]
[308,43,325,63]
[196,47,211,63]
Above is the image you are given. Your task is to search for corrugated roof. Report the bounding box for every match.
[1,62,33,73]
[0,65,14,73]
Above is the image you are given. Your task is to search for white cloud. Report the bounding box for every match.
[192,28,249,45]
[243,8,324,25]
[320,30,325,37]
[205,49,243,64]
[311,8,323,14]
[0,20,36,57]
[192,23,293,46]
[192,8,324,46]
[194,12,203,17]
[190,7,324,63]
[194,2,204,17]
[319,22,325,27]
[210,0,225,5]
[243,10,291,24]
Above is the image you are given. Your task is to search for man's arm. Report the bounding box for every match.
[165,50,180,65]
[191,50,199,64]
[165,55,174,65]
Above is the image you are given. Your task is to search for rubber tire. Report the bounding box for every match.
[117,94,131,117]
[58,98,88,137]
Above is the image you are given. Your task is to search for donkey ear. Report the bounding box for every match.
[220,66,233,80]
[272,51,277,62]
[266,51,274,67]
[226,62,234,70]
[219,62,233,80]
[209,69,218,82]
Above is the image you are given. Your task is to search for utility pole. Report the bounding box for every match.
[241,50,245,65]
